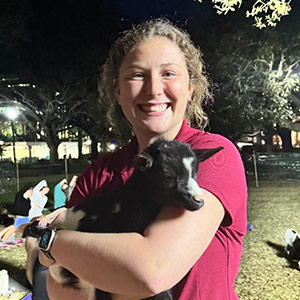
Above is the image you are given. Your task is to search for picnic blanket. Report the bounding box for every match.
[0,239,24,249]
[21,293,32,300]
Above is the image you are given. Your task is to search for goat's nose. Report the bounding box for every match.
[193,196,204,204]
[194,192,203,201]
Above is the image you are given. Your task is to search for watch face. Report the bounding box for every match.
[39,229,52,250]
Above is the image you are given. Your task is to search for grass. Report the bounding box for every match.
[0,231,28,300]
[1,179,300,299]
[235,180,300,300]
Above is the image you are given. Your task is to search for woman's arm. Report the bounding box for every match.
[38,207,67,227]
[40,189,224,299]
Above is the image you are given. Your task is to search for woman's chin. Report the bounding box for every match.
[138,119,181,140]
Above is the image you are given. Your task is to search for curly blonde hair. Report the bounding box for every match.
[98,18,212,133]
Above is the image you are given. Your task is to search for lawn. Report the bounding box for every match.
[235,180,300,300]
[1,179,300,299]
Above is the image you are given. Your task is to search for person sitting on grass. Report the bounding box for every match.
[0,180,51,287]
[0,207,14,227]
[0,186,34,243]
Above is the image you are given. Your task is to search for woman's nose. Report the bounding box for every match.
[144,75,163,97]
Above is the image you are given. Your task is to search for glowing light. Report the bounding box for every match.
[108,143,116,151]
[5,107,19,120]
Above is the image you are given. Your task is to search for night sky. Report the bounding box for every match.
[0,0,242,77]
[106,0,217,23]
[0,0,299,78]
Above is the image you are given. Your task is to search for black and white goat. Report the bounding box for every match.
[284,229,300,268]
[25,139,223,300]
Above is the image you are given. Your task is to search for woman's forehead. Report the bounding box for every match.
[130,37,183,55]
[120,38,187,69]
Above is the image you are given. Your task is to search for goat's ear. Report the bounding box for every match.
[131,153,153,171]
[193,146,224,163]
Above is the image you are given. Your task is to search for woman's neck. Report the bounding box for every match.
[135,121,184,153]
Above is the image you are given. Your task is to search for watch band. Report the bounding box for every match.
[41,249,56,261]
[39,227,57,261]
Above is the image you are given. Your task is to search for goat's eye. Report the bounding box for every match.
[163,171,174,180]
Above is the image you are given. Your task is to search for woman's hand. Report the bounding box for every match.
[41,251,146,300]
[37,215,52,227]
[38,207,67,228]
[39,252,133,300]
[45,266,87,300]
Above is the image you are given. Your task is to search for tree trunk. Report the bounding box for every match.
[264,130,274,153]
[48,139,59,163]
[90,135,99,161]
[47,127,60,163]
[77,127,83,161]
[278,128,293,152]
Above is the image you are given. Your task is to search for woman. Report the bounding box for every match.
[28,180,49,221]
[53,176,78,209]
[25,180,50,288]
[40,19,247,300]
[13,184,33,218]
[0,186,33,243]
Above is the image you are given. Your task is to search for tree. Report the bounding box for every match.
[22,0,122,159]
[190,16,300,150]
[195,0,293,28]
[64,75,114,160]
[211,52,299,142]
[0,78,92,162]
[1,0,122,161]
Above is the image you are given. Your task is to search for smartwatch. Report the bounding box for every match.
[39,228,57,261]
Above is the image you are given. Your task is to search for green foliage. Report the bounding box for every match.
[195,0,292,28]
[215,52,299,137]
[195,18,300,141]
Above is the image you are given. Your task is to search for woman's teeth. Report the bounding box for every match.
[141,104,168,112]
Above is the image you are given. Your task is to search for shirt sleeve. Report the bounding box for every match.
[196,134,248,228]
[67,159,112,208]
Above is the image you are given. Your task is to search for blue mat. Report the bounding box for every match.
[20,292,32,300]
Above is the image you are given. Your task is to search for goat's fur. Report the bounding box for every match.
[284,229,300,268]
[24,140,223,300]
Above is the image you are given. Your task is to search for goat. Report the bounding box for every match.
[284,229,300,268]
[24,139,223,300]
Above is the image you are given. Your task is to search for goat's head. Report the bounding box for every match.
[132,140,223,211]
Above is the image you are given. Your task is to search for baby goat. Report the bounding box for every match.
[26,139,223,300]
[284,229,300,268]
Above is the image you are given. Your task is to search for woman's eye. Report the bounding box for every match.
[163,71,175,78]
[132,73,144,79]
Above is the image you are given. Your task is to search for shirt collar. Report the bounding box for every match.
[112,119,202,173]
[175,119,202,144]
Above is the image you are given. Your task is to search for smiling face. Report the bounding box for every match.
[116,37,193,148]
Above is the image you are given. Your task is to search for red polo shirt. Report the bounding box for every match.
[68,120,247,300]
